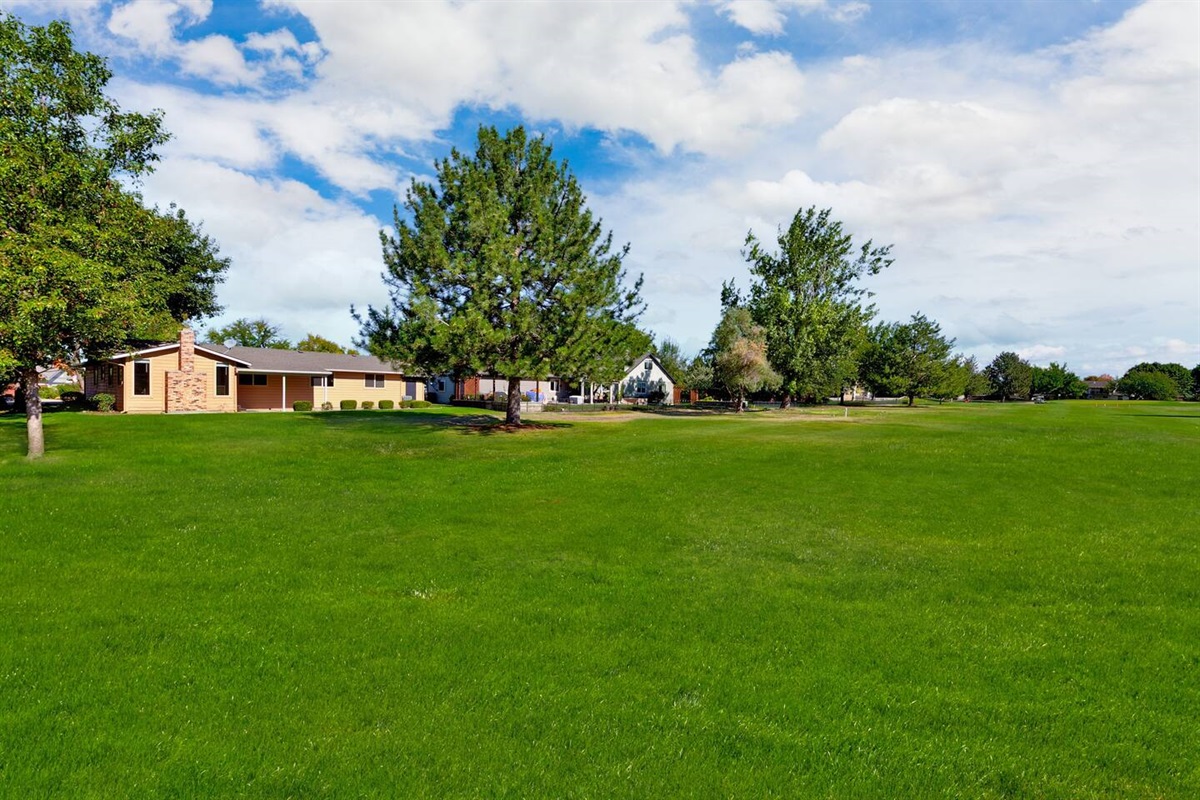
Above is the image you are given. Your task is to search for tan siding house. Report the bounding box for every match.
[82,329,423,413]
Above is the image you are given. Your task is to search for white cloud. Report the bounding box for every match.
[1016,345,1068,364]
[107,0,209,54]
[719,0,870,35]
[28,0,1192,373]
[139,158,387,346]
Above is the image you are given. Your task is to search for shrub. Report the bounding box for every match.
[400,399,414,408]
[378,399,394,410]
[91,393,116,412]
[38,386,59,399]
[411,400,431,408]
[293,400,313,412]
[361,400,374,410]
[321,402,333,411]
[543,403,562,412]
[340,399,357,410]
[59,390,86,405]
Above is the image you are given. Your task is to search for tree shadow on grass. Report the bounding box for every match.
[1123,413,1200,419]
[296,409,573,435]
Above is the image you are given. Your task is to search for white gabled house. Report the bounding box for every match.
[619,354,676,404]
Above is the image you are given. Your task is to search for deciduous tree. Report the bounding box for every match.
[859,313,956,406]
[206,318,290,349]
[745,207,892,406]
[0,16,226,458]
[1031,362,1087,399]
[1120,362,1192,399]
[710,306,778,411]
[357,126,644,425]
[296,333,356,354]
[984,352,1033,401]
[1117,370,1178,400]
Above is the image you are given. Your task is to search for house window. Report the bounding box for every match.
[134,361,150,395]
[405,380,418,398]
[437,379,446,392]
[365,374,385,388]
[238,374,267,386]
[215,365,229,396]
[645,360,652,371]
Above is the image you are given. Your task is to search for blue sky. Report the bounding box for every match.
[4,0,1197,374]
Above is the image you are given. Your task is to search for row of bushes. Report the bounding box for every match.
[293,399,432,411]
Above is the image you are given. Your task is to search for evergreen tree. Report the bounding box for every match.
[357,126,644,425]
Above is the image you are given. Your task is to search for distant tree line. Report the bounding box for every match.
[652,207,1198,408]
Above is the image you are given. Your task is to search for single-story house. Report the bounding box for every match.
[82,329,424,412]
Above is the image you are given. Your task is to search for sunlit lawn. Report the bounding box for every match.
[1,401,1197,797]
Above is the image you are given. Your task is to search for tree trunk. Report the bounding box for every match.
[506,376,522,426]
[779,393,792,410]
[907,394,915,407]
[735,387,745,413]
[22,368,45,459]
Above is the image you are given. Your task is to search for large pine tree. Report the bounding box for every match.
[358,126,644,425]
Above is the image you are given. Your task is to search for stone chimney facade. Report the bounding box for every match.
[166,327,208,412]
[179,327,196,372]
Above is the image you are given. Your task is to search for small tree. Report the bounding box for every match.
[859,313,956,406]
[985,352,1033,401]
[745,207,892,406]
[710,306,779,411]
[1031,362,1087,400]
[1,16,227,458]
[653,337,688,385]
[296,333,357,354]
[206,318,290,349]
[357,126,644,425]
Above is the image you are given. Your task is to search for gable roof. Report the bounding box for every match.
[627,353,677,385]
[97,342,253,367]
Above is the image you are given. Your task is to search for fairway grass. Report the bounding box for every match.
[1,403,1197,797]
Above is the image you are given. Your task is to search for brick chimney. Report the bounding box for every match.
[179,328,196,373]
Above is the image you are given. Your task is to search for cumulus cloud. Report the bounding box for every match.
[12,0,1193,373]
[138,159,387,346]
[719,0,870,35]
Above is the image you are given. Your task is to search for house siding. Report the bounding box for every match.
[123,350,180,413]
[313,372,421,407]
[237,375,314,410]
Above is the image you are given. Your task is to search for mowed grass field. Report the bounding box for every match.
[1,402,1197,798]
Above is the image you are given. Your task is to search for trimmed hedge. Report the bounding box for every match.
[411,400,432,408]
[361,401,374,410]
[91,393,116,412]
[400,399,413,408]
[293,400,313,412]
[321,402,333,411]
[340,399,357,410]
[378,399,394,410]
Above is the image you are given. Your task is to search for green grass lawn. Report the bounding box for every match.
[1,402,1197,798]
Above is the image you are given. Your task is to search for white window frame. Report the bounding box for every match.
[215,364,230,396]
